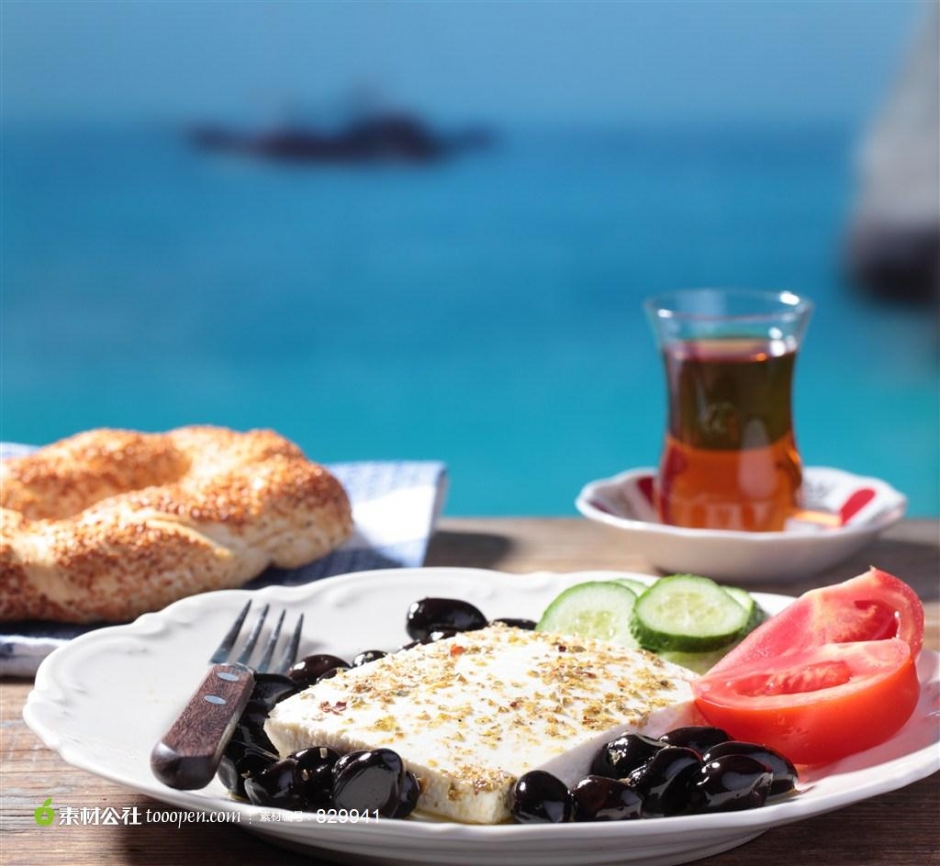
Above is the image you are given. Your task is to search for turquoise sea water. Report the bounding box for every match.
[2,123,937,515]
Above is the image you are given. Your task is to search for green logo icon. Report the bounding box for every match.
[34,798,55,827]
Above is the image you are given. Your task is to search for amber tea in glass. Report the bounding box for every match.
[645,290,813,532]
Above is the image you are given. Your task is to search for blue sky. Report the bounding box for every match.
[1,1,928,126]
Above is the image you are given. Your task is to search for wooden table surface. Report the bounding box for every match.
[2,517,938,866]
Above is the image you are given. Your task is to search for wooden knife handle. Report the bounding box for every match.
[150,663,256,790]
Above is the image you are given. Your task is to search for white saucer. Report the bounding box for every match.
[576,466,907,582]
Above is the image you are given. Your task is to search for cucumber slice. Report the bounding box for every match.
[630,574,750,653]
[723,585,766,634]
[608,577,649,597]
[723,585,753,612]
[537,582,639,648]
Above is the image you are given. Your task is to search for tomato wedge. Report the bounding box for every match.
[708,567,924,678]
[693,639,919,765]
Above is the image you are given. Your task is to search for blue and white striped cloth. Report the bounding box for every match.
[0,443,447,676]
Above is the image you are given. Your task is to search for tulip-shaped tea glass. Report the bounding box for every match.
[645,289,813,532]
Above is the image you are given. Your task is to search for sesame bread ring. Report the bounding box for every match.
[0,426,353,623]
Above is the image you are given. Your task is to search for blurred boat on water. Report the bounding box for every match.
[845,7,939,305]
[189,110,494,165]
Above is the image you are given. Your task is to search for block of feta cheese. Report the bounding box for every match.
[265,623,695,824]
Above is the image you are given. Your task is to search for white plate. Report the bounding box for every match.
[577,467,907,581]
[25,568,939,866]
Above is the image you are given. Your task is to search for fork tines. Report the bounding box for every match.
[211,600,304,674]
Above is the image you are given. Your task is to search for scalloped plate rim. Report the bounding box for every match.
[23,567,940,865]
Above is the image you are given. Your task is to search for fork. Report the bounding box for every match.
[150,600,304,791]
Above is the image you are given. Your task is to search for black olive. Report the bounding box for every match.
[571,775,643,821]
[231,706,277,756]
[659,726,731,756]
[243,697,273,720]
[491,617,537,630]
[390,770,421,819]
[249,673,301,710]
[331,750,360,781]
[217,755,242,794]
[591,733,664,779]
[244,758,303,809]
[287,654,351,688]
[688,755,773,813]
[218,744,278,797]
[629,746,702,816]
[400,630,459,651]
[352,650,388,666]
[315,665,350,683]
[701,742,798,799]
[293,746,341,810]
[511,771,573,824]
[223,733,250,766]
[406,598,488,641]
[331,749,406,816]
